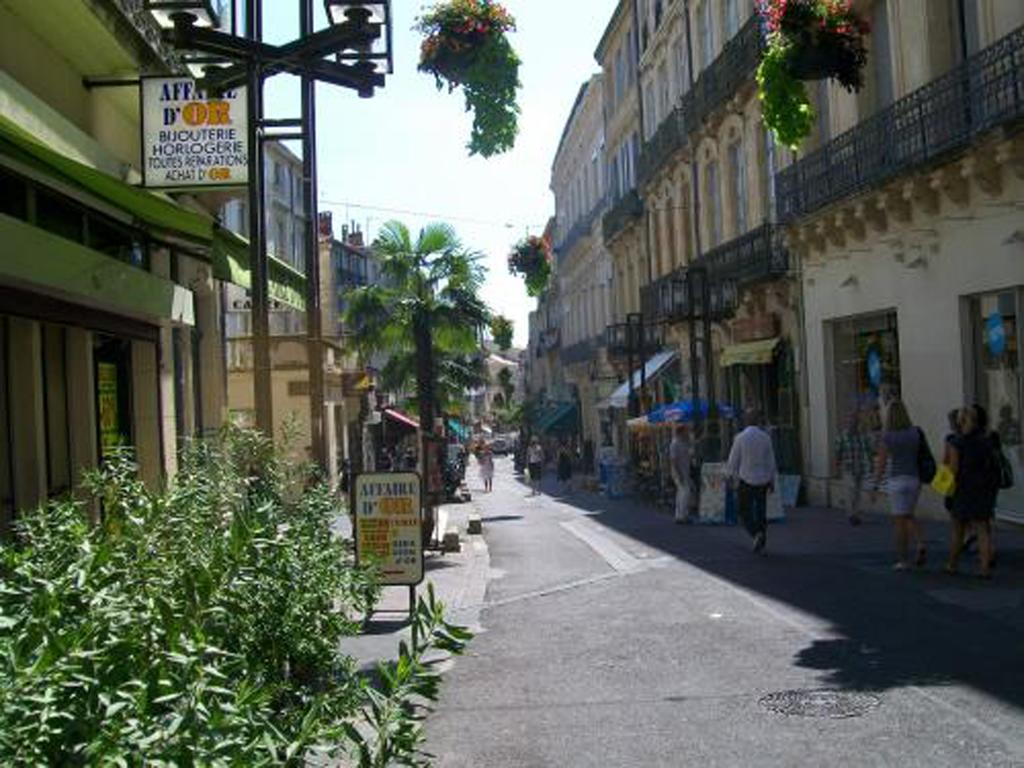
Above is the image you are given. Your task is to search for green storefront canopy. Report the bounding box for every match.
[536,402,578,435]
[0,115,305,310]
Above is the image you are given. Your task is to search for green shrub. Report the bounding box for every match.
[0,428,468,766]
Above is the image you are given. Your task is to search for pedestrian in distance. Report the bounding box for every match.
[726,408,778,553]
[670,423,693,524]
[557,442,573,495]
[946,406,1000,578]
[478,443,495,494]
[872,399,930,571]
[527,436,544,496]
[834,407,874,526]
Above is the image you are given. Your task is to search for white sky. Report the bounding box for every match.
[261,1,620,347]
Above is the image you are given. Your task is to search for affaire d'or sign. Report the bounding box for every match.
[141,77,248,188]
[353,473,424,586]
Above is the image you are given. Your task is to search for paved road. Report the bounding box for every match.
[425,457,1024,767]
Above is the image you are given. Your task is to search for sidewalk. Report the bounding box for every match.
[527,468,1024,632]
[338,498,491,669]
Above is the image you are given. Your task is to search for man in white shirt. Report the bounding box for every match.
[726,408,777,553]
[669,424,692,523]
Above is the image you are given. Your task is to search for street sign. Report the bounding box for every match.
[353,472,424,586]
[140,77,249,188]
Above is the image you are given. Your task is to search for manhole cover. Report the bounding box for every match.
[759,689,880,719]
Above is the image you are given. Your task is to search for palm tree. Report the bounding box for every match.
[344,221,490,537]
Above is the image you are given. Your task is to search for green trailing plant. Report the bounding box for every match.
[490,314,514,351]
[344,584,472,767]
[0,430,470,766]
[508,235,552,297]
[756,0,870,148]
[416,0,521,157]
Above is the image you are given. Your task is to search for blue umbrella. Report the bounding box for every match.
[648,399,735,423]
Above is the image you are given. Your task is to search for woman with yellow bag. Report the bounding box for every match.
[945,406,1000,578]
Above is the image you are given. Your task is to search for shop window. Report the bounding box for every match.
[0,318,12,530]
[969,290,1023,521]
[35,189,84,243]
[831,311,901,437]
[94,336,133,462]
[0,168,28,220]
[87,215,147,269]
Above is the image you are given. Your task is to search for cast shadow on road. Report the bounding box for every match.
[518,472,1024,713]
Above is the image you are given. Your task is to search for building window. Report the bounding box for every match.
[644,81,657,137]
[728,141,747,236]
[969,289,1023,521]
[672,37,688,95]
[35,189,84,243]
[830,311,901,441]
[657,61,670,119]
[699,0,715,69]
[0,168,28,220]
[706,160,722,247]
[725,0,740,40]
[615,47,626,107]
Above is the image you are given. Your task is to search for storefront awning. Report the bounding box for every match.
[0,115,305,310]
[536,402,578,435]
[447,419,469,440]
[720,337,781,367]
[384,408,420,431]
[607,350,678,409]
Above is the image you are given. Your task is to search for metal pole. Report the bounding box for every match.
[302,0,327,473]
[247,0,273,438]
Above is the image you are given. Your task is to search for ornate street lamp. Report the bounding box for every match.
[145,0,393,473]
[324,1,394,75]
[144,0,223,29]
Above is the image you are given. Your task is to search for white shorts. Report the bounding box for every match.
[886,475,921,517]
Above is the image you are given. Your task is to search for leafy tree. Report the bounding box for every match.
[344,221,490,535]
[496,366,515,404]
[490,315,514,351]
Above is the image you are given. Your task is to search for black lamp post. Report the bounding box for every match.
[146,1,391,473]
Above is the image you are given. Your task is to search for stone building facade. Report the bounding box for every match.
[781,0,1024,522]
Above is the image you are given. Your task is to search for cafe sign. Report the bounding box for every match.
[141,77,248,188]
[353,472,424,586]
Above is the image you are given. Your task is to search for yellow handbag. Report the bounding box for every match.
[931,464,956,497]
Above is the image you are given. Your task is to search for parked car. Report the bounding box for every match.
[490,437,509,455]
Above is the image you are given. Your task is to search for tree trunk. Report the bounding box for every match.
[414,308,436,545]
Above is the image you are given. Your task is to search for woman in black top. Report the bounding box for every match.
[946,406,998,577]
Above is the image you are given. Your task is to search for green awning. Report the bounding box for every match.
[536,402,578,435]
[213,230,306,311]
[720,337,781,367]
[0,114,213,242]
[1,213,194,325]
[0,115,305,310]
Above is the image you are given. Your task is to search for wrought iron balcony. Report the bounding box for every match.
[637,15,762,191]
[777,24,1024,221]
[561,336,601,366]
[642,269,690,323]
[555,200,605,265]
[687,15,763,130]
[637,106,686,188]
[702,223,788,286]
[602,190,644,244]
[605,320,665,359]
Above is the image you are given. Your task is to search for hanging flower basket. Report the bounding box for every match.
[508,236,551,298]
[756,0,870,148]
[416,0,522,158]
